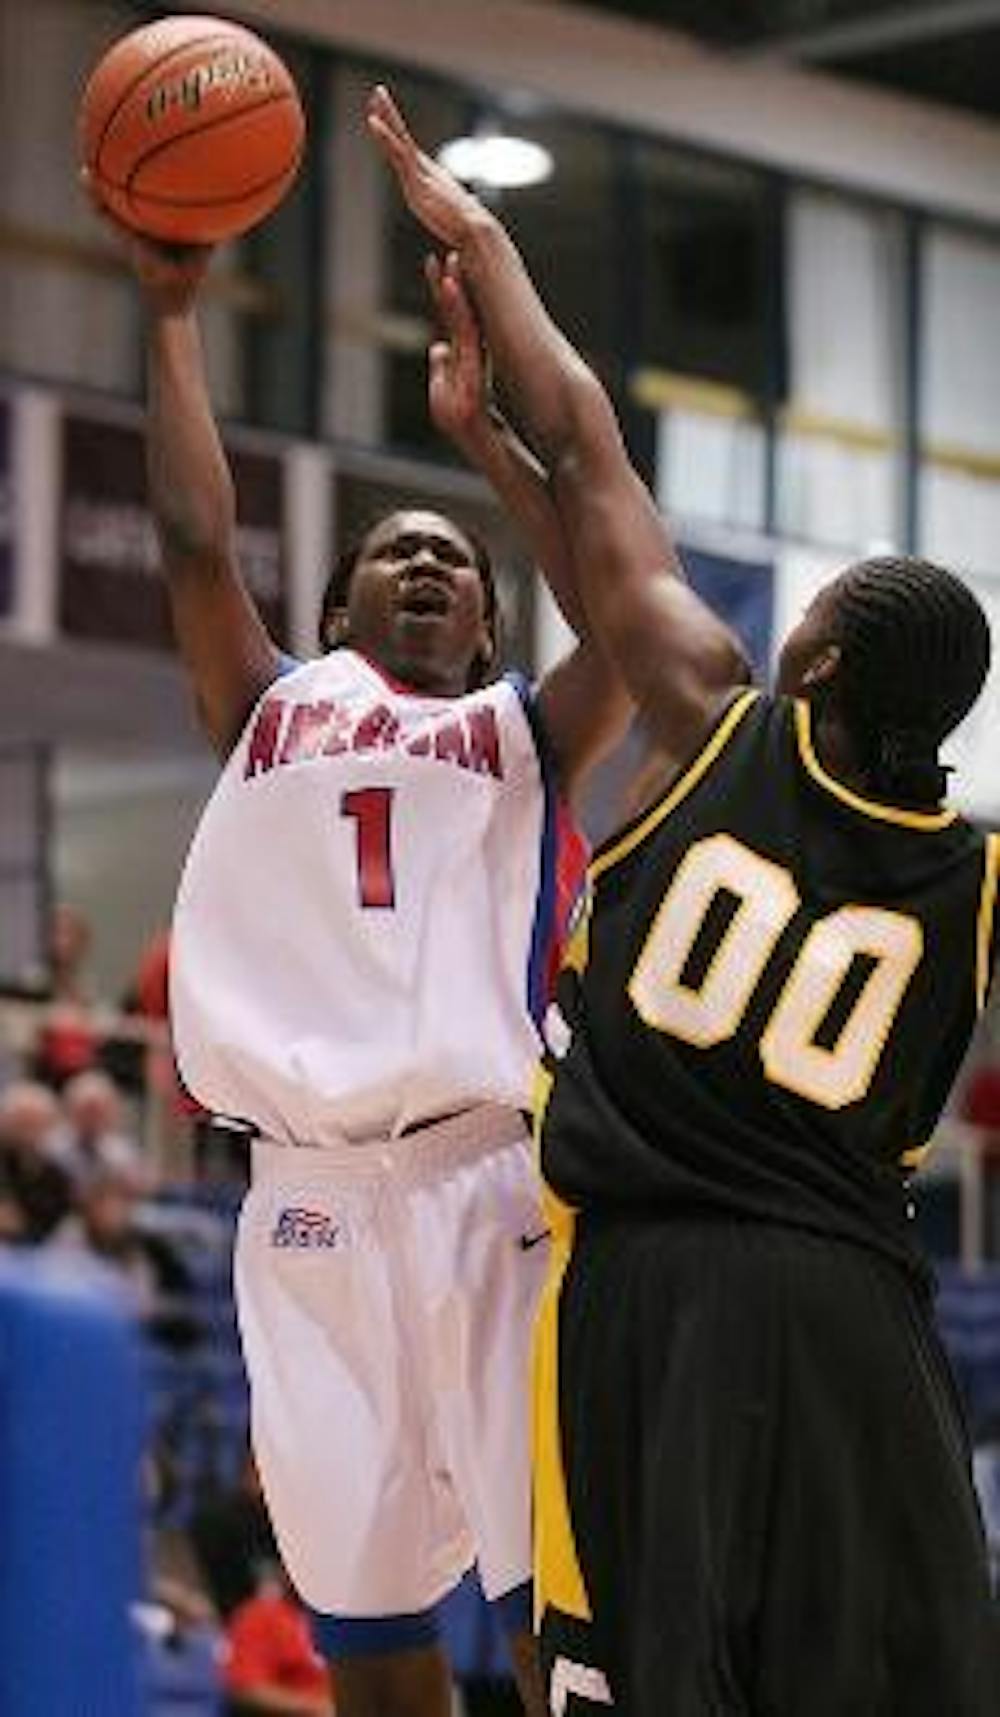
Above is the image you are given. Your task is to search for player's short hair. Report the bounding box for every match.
[829,554,991,804]
[317,511,501,690]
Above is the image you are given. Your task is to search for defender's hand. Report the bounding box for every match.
[366,83,484,249]
[81,168,213,314]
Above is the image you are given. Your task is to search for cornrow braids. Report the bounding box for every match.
[829,555,991,805]
[317,513,502,689]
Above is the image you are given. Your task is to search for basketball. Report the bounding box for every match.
[78,14,305,245]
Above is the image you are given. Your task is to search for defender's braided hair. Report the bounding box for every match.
[829,555,991,804]
[317,514,501,690]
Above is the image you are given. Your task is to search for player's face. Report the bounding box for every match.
[774,579,842,697]
[345,510,492,695]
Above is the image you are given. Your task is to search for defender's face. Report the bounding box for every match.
[345,510,492,695]
[775,579,842,697]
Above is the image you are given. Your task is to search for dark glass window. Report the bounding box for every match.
[378,74,621,455]
[631,143,775,398]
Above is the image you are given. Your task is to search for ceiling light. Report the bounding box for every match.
[437,132,553,191]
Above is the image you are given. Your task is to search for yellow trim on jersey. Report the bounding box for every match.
[590,691,760,882]
[900,1138,935,1170]
[975,833,1000,1012]
[794,702,957,831]
[532,1173,591,1627]
[531,1062,554,1173]
[560,882,593,979]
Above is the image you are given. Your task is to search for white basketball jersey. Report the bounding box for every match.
[171,649,571,1145]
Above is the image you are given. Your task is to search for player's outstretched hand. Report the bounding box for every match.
[426,251,490,447]
[366,83,485,249]
[80,168,213,315]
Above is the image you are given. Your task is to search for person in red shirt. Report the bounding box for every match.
[223,1568,334,1717]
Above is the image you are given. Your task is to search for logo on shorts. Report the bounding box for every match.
[271,1206,340,1250]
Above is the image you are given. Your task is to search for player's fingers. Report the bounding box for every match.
[425,252,445,313]
[369,84,411,148]
[365,109,399,166]
[439,266,480,347]
[427,341,452,391]
[366,92,411,167]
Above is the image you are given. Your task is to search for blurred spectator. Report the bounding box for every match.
[116,927,208,1181]
[963,1051,1000,1138]
[0,1079,73,1241]
[961,1041,1000,1255]
[50,1068,146,1191]
[32,903,102,1089]
[46,1164,199,1348]
[222,1565,333,1717]
[972,1407,1000,1592]
[190,1452,280,1623]
[50,901,94,1001]
[0,1183,25,1242]
[109,927,173,1097]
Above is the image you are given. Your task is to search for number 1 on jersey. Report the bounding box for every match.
[341,788,396,910]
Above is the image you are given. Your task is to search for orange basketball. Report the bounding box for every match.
[79,14,305,244]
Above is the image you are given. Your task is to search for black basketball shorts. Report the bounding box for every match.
[533,1212,1000,1716]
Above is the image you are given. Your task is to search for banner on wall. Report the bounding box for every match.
[0,394,13,619]
[683,543,774,680]
[59,412,287,650]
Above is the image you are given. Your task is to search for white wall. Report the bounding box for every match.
[53,752,214,997]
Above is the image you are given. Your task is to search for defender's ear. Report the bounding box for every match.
[801,642,841,691]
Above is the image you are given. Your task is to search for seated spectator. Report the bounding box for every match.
[46,1164,199,1348]
[50,1068,146,1191]
[32,903,102,1089]
[0,1080,73,1241]
[222,1565,333,1717]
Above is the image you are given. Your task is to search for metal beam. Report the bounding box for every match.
[756,0,1000,64]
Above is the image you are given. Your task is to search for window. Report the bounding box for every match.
[919,223,1000,577]
[631,144,774,532]
[776,189,906,552]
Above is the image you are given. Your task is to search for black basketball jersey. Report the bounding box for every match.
[539,691,1000,1269]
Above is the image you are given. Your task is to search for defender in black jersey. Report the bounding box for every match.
[370,89,1000,1717]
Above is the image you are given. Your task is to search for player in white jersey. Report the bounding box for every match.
[93,181,630,1717]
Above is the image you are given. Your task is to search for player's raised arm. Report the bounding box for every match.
[86,191,281,757]
[426,253,631,797]
[367,85,749,760]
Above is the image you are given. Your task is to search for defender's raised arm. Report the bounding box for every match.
[367,85,749,760]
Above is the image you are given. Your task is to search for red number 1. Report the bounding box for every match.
[341,788,396,909]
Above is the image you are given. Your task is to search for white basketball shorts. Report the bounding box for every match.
[233,1105,550,1617]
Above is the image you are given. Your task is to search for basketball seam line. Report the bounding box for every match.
[92,30,248,178]
[121,152,302,211]
[121,90,299,202]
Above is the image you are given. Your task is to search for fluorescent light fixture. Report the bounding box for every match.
[437,132,553,190]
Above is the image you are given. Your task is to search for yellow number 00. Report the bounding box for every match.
[628,834,923,1110]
